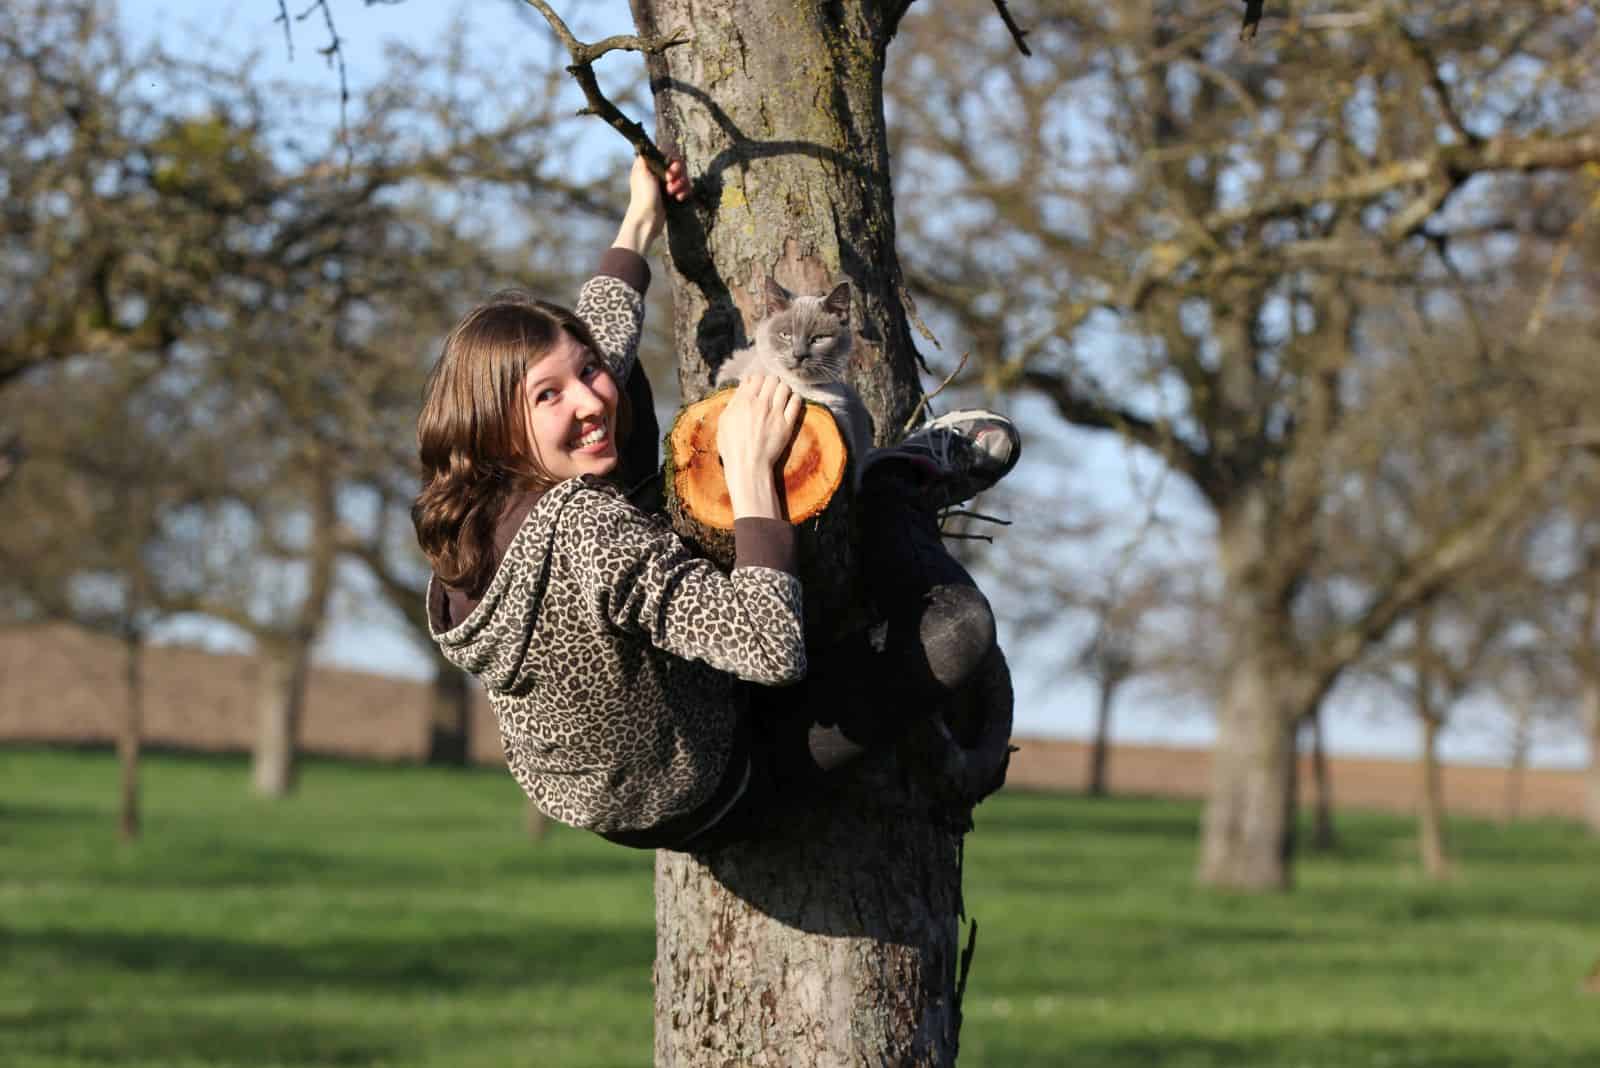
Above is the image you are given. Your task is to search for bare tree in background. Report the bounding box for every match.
[0,358,222,838]
[3,1,623,794]
[888,0,1600,889]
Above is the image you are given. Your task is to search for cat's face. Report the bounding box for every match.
[757,280,852,384]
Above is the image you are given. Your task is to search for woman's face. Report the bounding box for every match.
[520,331,620,481]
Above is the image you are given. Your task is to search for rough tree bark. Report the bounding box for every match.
[619,1,1003,1062]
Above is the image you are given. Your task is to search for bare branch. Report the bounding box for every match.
[988,0,1031,57]
[1021,368,1216,500]
[1240,0,1264,41]
[1524,180,1600,341]
[521,0,688,168]
[902,350,970,435]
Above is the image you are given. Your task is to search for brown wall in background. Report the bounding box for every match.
[1,625,1586,821]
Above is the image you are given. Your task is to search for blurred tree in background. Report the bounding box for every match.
[887,0,1600,887]
[0,0,626,796]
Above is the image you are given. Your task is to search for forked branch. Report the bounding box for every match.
[521,0,688,170]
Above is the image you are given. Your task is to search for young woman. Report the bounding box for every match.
[414,157,1019,851]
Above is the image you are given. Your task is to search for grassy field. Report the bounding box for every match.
[2,748,1598,1068]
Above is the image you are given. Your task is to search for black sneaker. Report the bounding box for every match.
[862,409,1021,509]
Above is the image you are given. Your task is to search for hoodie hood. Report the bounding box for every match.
[427,477,599,693]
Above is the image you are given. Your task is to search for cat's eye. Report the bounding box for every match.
[814,334,834,341]
[777,330,791,340]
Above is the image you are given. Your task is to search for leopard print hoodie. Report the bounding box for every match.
[426,252,807,833]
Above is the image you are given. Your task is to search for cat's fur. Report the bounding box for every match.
[715,278,873,478]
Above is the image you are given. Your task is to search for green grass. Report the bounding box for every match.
[3,749,1598,1067]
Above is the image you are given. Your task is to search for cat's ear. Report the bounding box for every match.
[823,282,852,319]
[764,278,794,315]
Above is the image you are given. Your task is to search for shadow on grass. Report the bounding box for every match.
[2,1002,402,1067]
[986,790,1202,842]
[974,1027,1595,1068]
[6,920,652,995]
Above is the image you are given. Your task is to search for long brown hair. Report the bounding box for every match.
[411,291,629,597]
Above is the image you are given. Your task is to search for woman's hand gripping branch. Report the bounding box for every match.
[613,155,689,254]
[718,374,803,521]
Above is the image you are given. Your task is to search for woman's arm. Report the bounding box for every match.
[563,487,808,686]
[576,158,689,381]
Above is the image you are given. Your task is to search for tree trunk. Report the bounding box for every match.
[253,472,338,797]
[526,800,550,842]
[1086,676,1120,797]
[1307,708,1337,850]
[633,2,981,1062]
[252,640,310,798]
[653,785,965,1067]
[427,661,472,766]
[1418,714,1450,879]
[1503,697,1533,825]
[1200,650,1297,892]
[1584,682,1600,836]
[1199,499,1299,891]
[119,633,142,842]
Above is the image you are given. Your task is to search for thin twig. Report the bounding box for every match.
[943,509,1012,527]
[522,0,688,168]
[1524,177,1600,340]
[989,0,1032,56]
[273,0,294,60]
[902,351,972,435]
[292,0,352,171]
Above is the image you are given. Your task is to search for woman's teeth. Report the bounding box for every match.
[574,425,607,448]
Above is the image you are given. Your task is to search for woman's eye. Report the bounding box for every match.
[536,388,558,404]
[777,330,791,340]
[581,362,601,379]
[814,334,833,342]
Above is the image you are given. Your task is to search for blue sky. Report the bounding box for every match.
[114,0,1584,770]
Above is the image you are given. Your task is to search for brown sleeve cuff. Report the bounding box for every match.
[733,517,797,575]
[596,247,651,294]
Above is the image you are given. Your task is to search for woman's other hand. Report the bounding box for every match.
[717,374,803,520]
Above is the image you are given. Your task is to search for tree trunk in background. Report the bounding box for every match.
[633,2,979,1062]
[1584,683,1600,835]
[426,660,472,766]
[1418,714,1450,879]
[1086,674,1121,797]
[1200,501,1298,890]
[119,632,143,842]
[252,471,338,798]
[1307,709,1337,851]
[252,639,310,798]
[1200,643,1298,890]
[526,800,550,842]
[1503,697,1533,825]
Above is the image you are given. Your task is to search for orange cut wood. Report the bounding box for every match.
[668,389,849,530]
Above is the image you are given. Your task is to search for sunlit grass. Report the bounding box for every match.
[3,748,1597,1067]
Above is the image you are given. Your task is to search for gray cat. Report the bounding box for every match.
[715,278,873,480]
